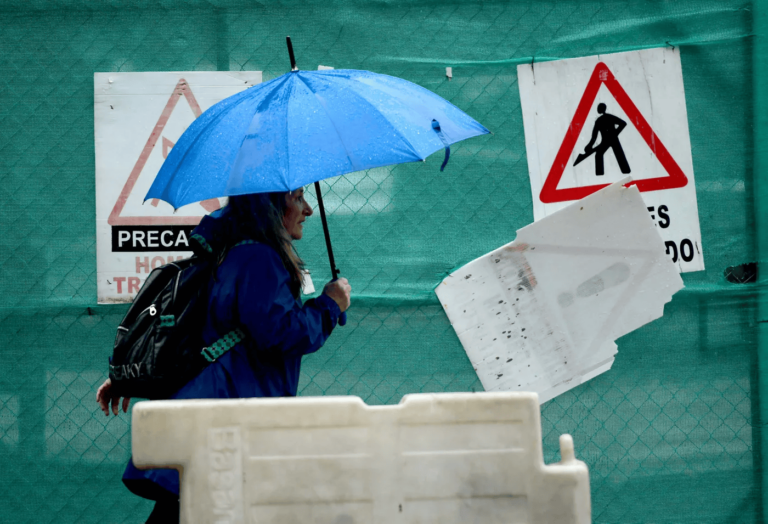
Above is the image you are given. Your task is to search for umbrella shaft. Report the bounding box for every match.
[314,182,340,280]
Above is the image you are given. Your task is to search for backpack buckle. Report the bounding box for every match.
[201,346,217,362]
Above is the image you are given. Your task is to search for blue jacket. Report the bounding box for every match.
[123,207,341,499]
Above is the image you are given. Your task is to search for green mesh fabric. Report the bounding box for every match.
[0,1,766,522]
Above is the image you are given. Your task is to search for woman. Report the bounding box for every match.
[96,188,351,522]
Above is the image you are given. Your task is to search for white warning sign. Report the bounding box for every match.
[95,72,262,303]
[517,47,704,272]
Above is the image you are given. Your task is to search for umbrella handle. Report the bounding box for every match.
[330,278,347,326]
[331,274,347,326]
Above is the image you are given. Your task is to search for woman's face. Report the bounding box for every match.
[283,188,313,240]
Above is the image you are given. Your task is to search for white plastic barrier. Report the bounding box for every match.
[132,392,591,524]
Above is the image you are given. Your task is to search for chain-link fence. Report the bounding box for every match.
[0,1,765,522]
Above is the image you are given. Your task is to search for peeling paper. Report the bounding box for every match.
[435,179,683,403]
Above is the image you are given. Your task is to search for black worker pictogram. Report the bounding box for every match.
[573,103,631,176]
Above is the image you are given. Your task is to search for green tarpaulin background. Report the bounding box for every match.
[0,1,766,522]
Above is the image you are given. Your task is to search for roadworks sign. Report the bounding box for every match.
[518,47,704,272]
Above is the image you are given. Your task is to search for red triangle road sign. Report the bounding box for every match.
[108,78,207,225]
[539,62,689,204]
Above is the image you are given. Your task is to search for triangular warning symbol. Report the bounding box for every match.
[108,78,214,225]
[540,62,688,204]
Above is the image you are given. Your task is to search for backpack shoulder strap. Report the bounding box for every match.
[201,328,246,363]
[199,240,257,363]
[233,240,259,248]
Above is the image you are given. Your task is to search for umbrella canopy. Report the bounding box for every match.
[145,68,489,208]
[147,39,489,327]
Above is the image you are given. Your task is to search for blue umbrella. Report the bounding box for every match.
[147,37,490,324]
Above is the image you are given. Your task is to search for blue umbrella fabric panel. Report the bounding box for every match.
[146,69,489,209]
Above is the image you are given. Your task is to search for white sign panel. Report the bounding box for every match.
[518,47,704,272]
[436,180,683,403]
[95,72,262,303]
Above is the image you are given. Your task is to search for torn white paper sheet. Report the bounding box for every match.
[435,179,683,403]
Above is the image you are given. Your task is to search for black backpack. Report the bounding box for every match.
[108,247,246,400]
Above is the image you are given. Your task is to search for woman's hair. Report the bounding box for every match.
[225,192,304,297]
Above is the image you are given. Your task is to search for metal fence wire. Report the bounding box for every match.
[0,1,766,522]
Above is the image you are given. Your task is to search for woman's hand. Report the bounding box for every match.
[96,378,131,416]
[323,278,351,313]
